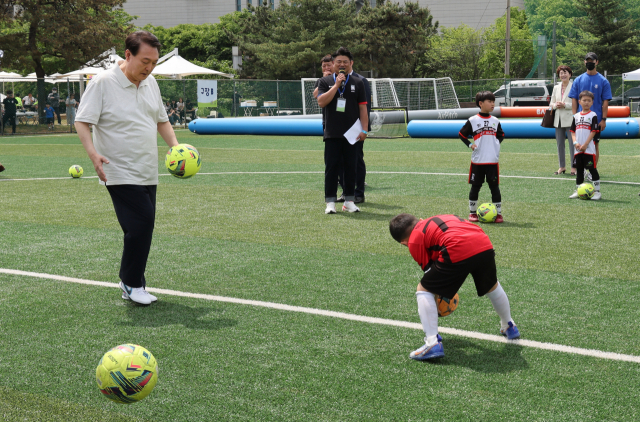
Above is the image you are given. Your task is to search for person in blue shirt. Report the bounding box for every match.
[568,52,612,172]
[44,103,55,130]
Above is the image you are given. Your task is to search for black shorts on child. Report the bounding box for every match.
[46,117,54,124]
[419,249,498,299]
[469,163,499,185]
[573,153,597,169]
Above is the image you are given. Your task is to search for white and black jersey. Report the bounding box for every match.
[459,113,505,164]
[570,111,599,156]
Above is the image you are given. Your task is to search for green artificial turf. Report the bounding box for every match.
[0,131,639,421]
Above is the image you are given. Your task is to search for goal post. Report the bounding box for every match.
[369,107,409,138]
[302,77,459,115]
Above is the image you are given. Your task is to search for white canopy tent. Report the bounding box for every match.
[151,55,234,79]
[620,68,640,105]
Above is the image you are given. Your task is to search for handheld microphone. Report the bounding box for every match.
[339,69,346,88]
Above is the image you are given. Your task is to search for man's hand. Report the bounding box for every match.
[90,153,110,182]
[356,132,367,142]
[470,144,477,150]
[599,120,607,132]
[335,72,346,86]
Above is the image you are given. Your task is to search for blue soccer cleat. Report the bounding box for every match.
[410,338,445,361]
[501,321,520,340]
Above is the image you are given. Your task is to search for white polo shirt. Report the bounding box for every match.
[76,65,168,185]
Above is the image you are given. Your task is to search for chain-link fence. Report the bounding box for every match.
[4,75,639,136]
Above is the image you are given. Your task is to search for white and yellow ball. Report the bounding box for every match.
[476,203,498,223]
[69,165,83,178]
[96,344,158,404]
[165,144,201,179]
[577,183,595,200]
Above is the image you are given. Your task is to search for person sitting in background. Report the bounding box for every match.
[177,97,185,122]
[23,93,36,111]
[166,101,179,125]
[185,99,195,120]
[550,65,576,175]
[170,100,181,124]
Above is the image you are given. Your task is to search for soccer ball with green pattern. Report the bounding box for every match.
[577,183,595,200]
[68,165,83,178]
[96,344,158,404]
[165,143,201,179]
[476,203,498,223]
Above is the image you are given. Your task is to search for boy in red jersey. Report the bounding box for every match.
[459,91,505,223]
[389,213,520,361]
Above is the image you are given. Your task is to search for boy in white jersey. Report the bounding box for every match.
[569,90,601,200]
[459,91,505,223]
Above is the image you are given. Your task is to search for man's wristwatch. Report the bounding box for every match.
[601,118,607,121]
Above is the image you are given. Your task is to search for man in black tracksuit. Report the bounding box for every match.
[317,47,369,214]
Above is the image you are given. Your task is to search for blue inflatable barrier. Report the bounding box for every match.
[189,118,323,136]
[407,118,640,139]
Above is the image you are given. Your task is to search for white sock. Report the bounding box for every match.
[593,180,600,191]
[469,200,478,213]
[495,202,502,215]
[416,291,439,347]
[485,282,513,330]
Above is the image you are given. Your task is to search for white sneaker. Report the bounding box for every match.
[122,287,157,302]
[591,191,601,200]
[342,201,360,213]
[569,191,579,199]
[119,281,152,305]
[325,202,336,214]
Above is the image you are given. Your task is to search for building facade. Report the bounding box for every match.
[122,0,523,29]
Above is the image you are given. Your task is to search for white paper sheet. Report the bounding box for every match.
[343,118,363,145]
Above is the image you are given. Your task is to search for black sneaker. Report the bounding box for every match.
[336,194,345,203]
[354,197,365,204]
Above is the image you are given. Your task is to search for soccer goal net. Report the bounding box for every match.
[301,77,460,115]
[369,107,409,138]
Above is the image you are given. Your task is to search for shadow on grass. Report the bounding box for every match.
[338,211,398,222]
[421,338,528,373]
[358,202,405,211]
[498,221,536,228]
[121,301,238,331]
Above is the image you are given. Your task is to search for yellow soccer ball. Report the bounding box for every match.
[96,344,158,404]
[165,143,201,179]
[69,165,83,178]
[476,203,498,223]
[577,183,595,200]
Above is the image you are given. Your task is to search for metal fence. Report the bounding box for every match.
[3,74,639,136]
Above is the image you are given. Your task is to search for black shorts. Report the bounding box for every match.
[573,153,597,169]
[469,163,499,185]
[419,249,498,299]
[46,117,54,124]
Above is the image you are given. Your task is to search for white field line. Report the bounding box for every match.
[1,170,639,186]
[2,268,639,364]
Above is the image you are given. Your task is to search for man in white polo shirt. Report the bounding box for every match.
[75,31,179,305]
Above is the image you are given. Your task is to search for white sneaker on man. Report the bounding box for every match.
[569,191,579,199]
[119,281,152,305]
[122,288,157,302]
[325,202,336,214]
[591,191,601,200]
[342,201,360,213]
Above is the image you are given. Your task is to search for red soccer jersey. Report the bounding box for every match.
[408,215,494,270]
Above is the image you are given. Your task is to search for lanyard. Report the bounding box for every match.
[333,73,350,97]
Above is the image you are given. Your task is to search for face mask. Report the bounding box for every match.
[586,62,596,70]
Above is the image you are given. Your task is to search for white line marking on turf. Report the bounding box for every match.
[2,268,639,364]
[2,170,639,186]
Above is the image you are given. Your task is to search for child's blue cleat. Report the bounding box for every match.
[410,340,445,361]
[501,321,520,340]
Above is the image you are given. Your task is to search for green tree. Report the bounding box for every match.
[0,0,133,120]
[229,0,437,79]
[416,24,484,80]
[575,0,640,75]
[143,12,245,77]
[232,0,361,79]
[354,0,438,78]
[481,7,534,78]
